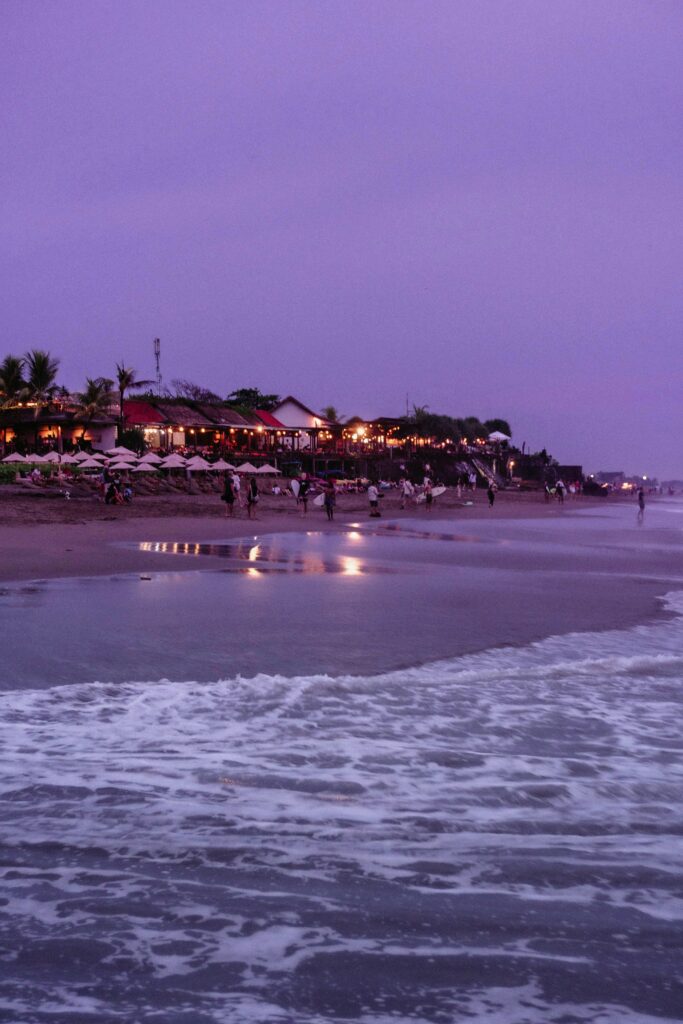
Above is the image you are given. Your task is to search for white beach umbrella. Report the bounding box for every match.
[138,452,162,464]
[236,462,258,473]
[255,463,281,475]
[77,458,105,470]
[185,456,212,470]
[106,445,137,457]
[132,463,158,473]
[160,455,187,468]
[108,460,137,471]
[2,453,28,463]
[58,453,79,464]
[71,451,92,462]
[487,431,511,442]
[25,454,47,463]
[41,451,62,463]
[208,458,235,471]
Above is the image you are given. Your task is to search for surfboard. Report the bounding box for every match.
[290,479,300,498]
[416,485,446,503]
[313,492,325,507]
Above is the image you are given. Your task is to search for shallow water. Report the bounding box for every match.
[1,504,682,1022]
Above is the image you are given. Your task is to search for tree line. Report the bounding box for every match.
[1,352,511,444]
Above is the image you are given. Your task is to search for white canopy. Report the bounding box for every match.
[106,445,137,457]
[2,452,28,463]
[160,455,187,468]
[59,453,79,464]
[236,462,259,473]
[72,450,95,462]
[209,458,235,471]
[138,452,162,464]
[26,454,46,463]
[255,463,281,475]
[487,431,511,442]
[132,463,158,473]
[108,460,137,470]
[78,458,104,470]
[185,456,212,470]
[41,451,62,462]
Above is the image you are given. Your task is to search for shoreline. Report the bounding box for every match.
[1,491,681,691]
[0,489,639,584]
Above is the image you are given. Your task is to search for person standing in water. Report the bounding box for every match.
[487,482,496,508]
[637,486,645,523]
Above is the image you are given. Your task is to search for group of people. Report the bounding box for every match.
[221,471,259,519]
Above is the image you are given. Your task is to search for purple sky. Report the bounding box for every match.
[3,1,682,478]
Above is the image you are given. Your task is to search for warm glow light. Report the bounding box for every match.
[341,556,362,576]
[248,545,260,561]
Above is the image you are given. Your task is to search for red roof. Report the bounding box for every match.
[254,409,286,428]
[124,400,167,426]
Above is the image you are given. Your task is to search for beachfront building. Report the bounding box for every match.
[270,396,333,452]
[122,398,300,457]
[0,402,116,454]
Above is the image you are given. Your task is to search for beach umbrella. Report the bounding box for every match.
[255,463,281,475]
[487,431,511,442]
[236,462,258,473]
[185,456,212,470]
[77,458,104,470]
[72,451,92,462]
[2,453,28,463]
[59,453,79,464]
[132,463,158,473]
[108,460,137,471]
[160,455,187,468]
[138,452,162,464]
[208,458,235,471]
[106,445,137,458]
[25,454,47,463]
[41,451,62,463]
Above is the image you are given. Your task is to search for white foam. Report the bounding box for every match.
[1,590,682,1021]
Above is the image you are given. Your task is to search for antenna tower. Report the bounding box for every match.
[153,338,161,395]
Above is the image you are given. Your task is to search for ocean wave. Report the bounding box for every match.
[1,591,682,1021]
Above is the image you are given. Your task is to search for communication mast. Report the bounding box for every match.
[153,338,161,395]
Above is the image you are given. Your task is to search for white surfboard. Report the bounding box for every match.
[313,492,325,507]
[417,485,446,503]
[290,479,300,498]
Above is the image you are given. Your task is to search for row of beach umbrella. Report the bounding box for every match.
[2,447,282,475]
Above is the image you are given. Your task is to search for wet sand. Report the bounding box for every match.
[0,487,641,583]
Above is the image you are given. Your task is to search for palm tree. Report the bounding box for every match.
[115,362,154,441]
[74,377,115,443]
[0,355,27,407]
[24,349,60,448]
[0,355,27,453]
[24,349,60,407]
[321,405,342,423]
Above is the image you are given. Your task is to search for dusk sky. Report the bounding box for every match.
[3,0,682,478]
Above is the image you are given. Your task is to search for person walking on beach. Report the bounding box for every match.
[487,482,496,508]
[323,479,336,521]
[221,472,236,517]
[299,474,310,516]
[423,480,433,511]
[368,481,381,517]
[231,471,243,508]
[556,479,565,504]
[399,476,413,510]
[246,476,259,519]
